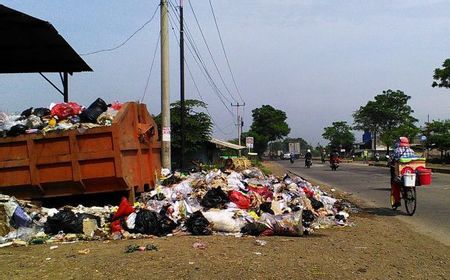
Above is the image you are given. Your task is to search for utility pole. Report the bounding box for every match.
[179,0,185,169]
[231,102,245,156]
[160,0,171,169]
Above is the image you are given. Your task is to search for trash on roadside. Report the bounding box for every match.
[192,241,207,249]
[0,160,356,246]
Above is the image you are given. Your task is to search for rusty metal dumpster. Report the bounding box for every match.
[0,102,161,201]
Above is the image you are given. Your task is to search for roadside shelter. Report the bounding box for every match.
[0,4,92,101]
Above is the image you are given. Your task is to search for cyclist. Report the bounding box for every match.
[390,137,416,209]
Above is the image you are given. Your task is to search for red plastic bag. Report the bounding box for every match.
[110,220,123,233]
[51,102,82,119]
[248,185,273,200]
[112,197,135,220]
[111,101,123,111]
[228,190,251,209]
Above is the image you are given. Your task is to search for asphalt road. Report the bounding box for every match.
[278,160,450,246]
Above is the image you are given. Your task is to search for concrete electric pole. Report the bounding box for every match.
[160,0,171,169]
[231,102,245,156]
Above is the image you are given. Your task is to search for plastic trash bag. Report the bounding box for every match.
[259,210,304,237]
[112,197,135,220]
[240,222,270,236]
[21,107,33,117]
[44,208,100,234]
[80,98,108,123]
[202,210,246,232]
[185,211,211,235]
[26,115,43,129]
[51,102,82,119]
[33,108,51,118]
[309,197,324,210]
[200,187,229,209]
[126,212,137,230]
[228,190,251,209]
[10,206,32,228]
[133,209,159,235]
[7,124,28,136]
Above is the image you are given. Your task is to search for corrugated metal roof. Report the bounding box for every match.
[0,5,92,73]
[209,138,246,150]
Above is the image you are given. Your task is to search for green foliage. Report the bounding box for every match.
[154,99,212,154]
[432,58,450,89]
[353,90,418,149]
[248,105,290,155]
[322,121,355,151]
[423,120,450,159]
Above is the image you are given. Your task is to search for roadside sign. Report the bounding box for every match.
[246,137,254,148]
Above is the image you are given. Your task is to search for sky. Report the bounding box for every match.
[1,0,449,146]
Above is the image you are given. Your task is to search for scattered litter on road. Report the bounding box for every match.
[192,241,207,249]
[255,239,267,246]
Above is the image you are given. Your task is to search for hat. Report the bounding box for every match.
[399,137,410,147]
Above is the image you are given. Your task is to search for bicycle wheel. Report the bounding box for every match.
[403,187,417,216]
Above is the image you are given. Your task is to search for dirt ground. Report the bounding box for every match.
[0,162,449,280]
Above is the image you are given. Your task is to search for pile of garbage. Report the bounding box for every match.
[0,164,356,247]
[0,98,122,137]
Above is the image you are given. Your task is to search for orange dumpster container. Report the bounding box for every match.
[0,102,161,201]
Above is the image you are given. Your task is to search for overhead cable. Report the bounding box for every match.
[80,5,159,56]
[208,0,245,103]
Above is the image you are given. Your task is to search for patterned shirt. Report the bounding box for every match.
[392,146,416,160]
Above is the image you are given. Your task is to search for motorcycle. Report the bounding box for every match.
[305,158,312,168]
[330,160,339,171]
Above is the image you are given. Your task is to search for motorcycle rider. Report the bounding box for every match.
[305,149,312,167]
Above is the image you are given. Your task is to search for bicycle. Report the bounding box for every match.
[390,181,416,216]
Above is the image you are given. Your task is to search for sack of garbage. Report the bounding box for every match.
[202,210,245,232]
[51,102,82,119]
[185,211,211,235]
[80,98,108,123]
[259,210,304,237]
[228,190,251,209]
[44,208,100,234]
[200,187,229,209]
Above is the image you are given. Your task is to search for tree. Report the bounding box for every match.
[353,89,418,153]
[423,120,450,161]
[248,105,290,156]
[154,99,212,156]
[432,58,450,89]
[322,121,355,152]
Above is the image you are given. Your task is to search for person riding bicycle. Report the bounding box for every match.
[390,137,416,209]
[304,149,312,166]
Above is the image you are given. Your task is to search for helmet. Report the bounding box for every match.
[399,137,410,147]
[307,149,311,153]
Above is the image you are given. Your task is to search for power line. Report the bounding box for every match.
[140,33,160,102]
[80,5,159,56]
[166,4,234,135]
[187,0,239,104]
[167,3,235,119]
[208,0,245,103]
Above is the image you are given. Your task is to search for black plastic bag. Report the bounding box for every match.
[7,124,28,137]
[240,222,269,236]
[44,208,82,234]
[33,108,51,118]
[200,187,229,209]
[259,202,275,215]
[79,98,108,123]
[21,107,33,117]
[133,209,160,235]
[158,215,177,235]
[185,211,211,235]
[302,210,315,228]
[309,197,324,210]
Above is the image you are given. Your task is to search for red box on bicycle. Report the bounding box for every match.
[416,167,432,186]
